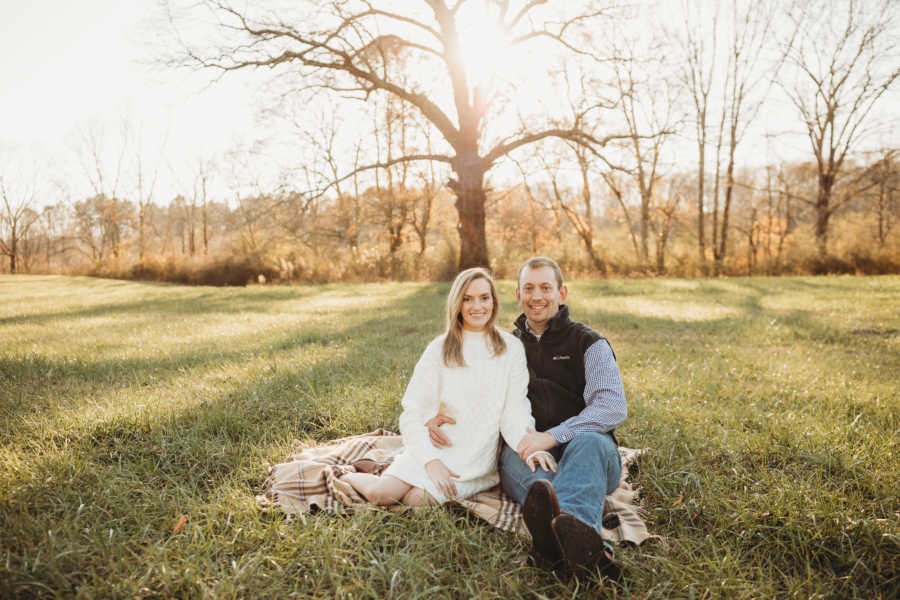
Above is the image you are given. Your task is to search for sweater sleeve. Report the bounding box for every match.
[396,339,442,465]
[499,337,536,451]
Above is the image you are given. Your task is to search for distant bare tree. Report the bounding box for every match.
[517,141,608,273]
[763,165,795,274]
[0,155,41,273]
[515,67,615,274]
[675,1,786,274]
[72,195,134,263]
[651,176,684,274]
[601,40,681,268]
[293,113,363,254]
[369,94,416,275]
[192,157,215,256]
[716,1,781,275]
[781,0,900,259]
[133,124,168,261]
[409,131,441,270]
[675,0,719,272]
[601,170,641,262]
[861,148,899,249]
[72,119,132,260]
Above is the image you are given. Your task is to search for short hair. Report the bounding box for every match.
[517,256,564,289]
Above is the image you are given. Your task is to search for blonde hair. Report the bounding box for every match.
[442,268,507,367]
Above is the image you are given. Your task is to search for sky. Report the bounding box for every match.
[0,0,259,203]
[2,1,898,209]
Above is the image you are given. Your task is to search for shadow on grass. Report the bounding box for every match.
[0,287,332,326]
[0,282,447,429]
[0,294,445,596]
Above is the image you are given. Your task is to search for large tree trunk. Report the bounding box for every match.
[449,155,488,270]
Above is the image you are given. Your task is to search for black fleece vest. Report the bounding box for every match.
[512,305,614,435]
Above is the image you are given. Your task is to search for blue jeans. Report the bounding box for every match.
[500,432,621,534]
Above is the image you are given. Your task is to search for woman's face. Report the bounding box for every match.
[460,277,494,332]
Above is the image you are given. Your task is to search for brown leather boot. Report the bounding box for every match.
[551,513,621,580]
[523,480,563,567]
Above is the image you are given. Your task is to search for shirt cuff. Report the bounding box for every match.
[548,424,574,444]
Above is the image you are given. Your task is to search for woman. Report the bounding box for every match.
[343,267,552,506]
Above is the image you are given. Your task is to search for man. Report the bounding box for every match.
[427,257,626,576]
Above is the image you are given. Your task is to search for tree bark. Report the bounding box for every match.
[449,155,488,270]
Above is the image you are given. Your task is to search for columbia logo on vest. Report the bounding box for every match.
[552,355,570,360]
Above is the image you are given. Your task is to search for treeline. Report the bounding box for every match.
[3,0,900,283]
[3,151,898,284]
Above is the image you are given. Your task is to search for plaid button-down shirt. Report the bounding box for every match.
[527,323,627,443]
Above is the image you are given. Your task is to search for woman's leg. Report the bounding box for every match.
[400,486,438,507]
[343,473,412,506]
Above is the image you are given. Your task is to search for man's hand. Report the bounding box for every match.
[424,459,459,499]
[425,414,456,448]
[516,428,558,463]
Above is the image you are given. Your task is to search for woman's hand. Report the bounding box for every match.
[425,414,456,448]
[525,450,558,473]
[425,459,459,499]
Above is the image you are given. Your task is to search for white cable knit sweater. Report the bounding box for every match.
[383,328,535,502]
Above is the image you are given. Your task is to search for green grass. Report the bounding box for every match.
[1,274,898,599]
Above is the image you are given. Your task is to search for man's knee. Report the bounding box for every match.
[566,431,617,457]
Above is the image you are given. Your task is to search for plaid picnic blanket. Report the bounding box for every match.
[257,429,649,545]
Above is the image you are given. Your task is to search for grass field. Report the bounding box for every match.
[1,274,898,599]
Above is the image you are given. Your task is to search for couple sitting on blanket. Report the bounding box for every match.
[343,256,627,576]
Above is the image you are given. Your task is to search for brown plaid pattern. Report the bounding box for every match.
[258,429,649,545]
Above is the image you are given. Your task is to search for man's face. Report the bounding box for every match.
[516,266,568,329]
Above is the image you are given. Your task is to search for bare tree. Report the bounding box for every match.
[368,93,416,276]
[650,176,684,274]
[713,1,782,274]
[134,126,169,261]
[675,1,786,274]
[764,164,797,274]
[512,66,616,274]
[72,118,132,260]
[600,40,680,268]
[601,170,641,262]
[863,148,899,249]
[72,194,134,263]
[516,141,608,273]
[409,127,442,272]
[675,0,719,272]
[0,154,41,273]
[781,0,900,259]
[166,0,629,270]
[191,157,216,256]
